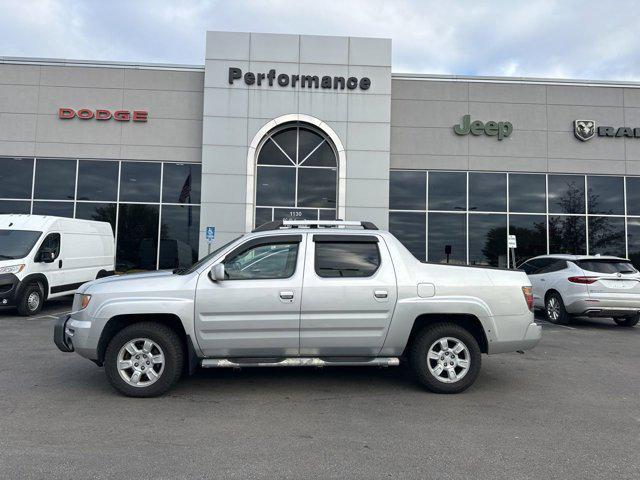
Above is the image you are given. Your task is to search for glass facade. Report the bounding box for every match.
[389,170,639,267]
[254,123,338,226]
[0,157,201,273]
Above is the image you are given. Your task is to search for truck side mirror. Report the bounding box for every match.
[210,263,225,281]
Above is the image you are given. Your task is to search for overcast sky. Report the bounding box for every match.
[2,0,640,81]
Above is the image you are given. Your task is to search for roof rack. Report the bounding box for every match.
[252,220,378,232]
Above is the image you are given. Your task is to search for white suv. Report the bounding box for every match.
[520,255,640,327]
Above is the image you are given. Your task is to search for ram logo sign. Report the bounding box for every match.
[574,120,596,141]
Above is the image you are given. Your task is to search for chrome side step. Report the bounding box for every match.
[201,357,400,368]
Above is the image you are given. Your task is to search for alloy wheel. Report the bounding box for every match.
[117,338,165,388]
[426,337,470,383]
[547,297,560,321]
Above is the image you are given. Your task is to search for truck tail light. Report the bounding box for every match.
[522,286,534,311]
[568,276,598,284]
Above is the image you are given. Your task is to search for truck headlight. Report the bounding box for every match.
[79,294,91,310]
[0,264,25,274]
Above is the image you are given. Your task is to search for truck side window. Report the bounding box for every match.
[36,233,61,262]
[224,242,298,280]
[315,242,380,278]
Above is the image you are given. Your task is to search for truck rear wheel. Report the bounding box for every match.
[409,323,481,394]
[17,283,44,316]
[104,322,184,397]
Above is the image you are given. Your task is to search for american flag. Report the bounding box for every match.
[178,171,191,204]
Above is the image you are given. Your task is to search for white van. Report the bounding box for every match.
[0,215,114,316]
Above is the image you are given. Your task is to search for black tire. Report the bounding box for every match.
[104,322,184,398]
[16,283,44,316]
[409,322,481,394]
[545,292,571,325]
[614,316,639,327]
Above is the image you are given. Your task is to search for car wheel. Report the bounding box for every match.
[16,283,44,316]
[409,323,481,394]
[613,316,639,327]
[545,292,571,325]
[104,322,184,398]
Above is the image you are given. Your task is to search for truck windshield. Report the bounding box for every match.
[576,259,637,274]
[176,236,241,275]
[0,230,42,260]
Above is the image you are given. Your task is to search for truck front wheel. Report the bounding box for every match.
[17,283,44,316]
[409,323,481,394]
[104,322,184,397]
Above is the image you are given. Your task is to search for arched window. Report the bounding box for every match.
[254,122,338,227]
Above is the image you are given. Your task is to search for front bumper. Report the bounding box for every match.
[54,315,74,352]
[0,273,20,307]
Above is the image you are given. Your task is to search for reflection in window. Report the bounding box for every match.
[255,208,272,228]
[509,174,546,213]
[256,167,296,206]
[75,202,117,232]
[428,172,466,211]
[77,161,119,201]
[588,216,625,256]
[587,176,624,215]
[34,159,76,200]
[627,177,640,216]
[315,242,380,278]
[160,205,200,269]
[297,168,337,208]
[627,218,640,267]
[469,172,506,212]
[32,201,74,217]
[116,204,159,272]
[389,211,425,261]
[549,215,586,254]
[225,243,298,280]
[255,123,338,225]
[120,162,161,203]
[509,214,547,264]
[0,200,30,214]
[548,175,585,214]
[389,171,426,210]
[162,163,201,204]
[428,213,466,264]
[0,157,33,199]
[469,214,507,267]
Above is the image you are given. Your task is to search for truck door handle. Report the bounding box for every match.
[58,260,63,269]
[374,290,388,299]
[279,291,294,300]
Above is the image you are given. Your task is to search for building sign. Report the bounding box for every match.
[58,108,148,122]
[228,67,371,90]
[453,115,513,140]
[574,119,640,141]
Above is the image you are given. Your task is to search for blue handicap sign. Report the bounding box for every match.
[205,226,216,244]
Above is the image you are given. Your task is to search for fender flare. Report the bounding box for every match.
[15,273,49,300]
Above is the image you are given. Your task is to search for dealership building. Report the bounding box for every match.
[2,30,640,271]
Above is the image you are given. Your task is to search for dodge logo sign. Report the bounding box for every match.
[58,108,148,122]
[574,120,596,141]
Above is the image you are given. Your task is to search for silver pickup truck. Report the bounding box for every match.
[54,220,541,397]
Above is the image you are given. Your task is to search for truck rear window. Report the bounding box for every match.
[575,259,637,274]
[315,242,380,278]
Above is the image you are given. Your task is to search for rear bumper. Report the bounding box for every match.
[0,273,20,307]
[566,298,640,317]
[488,319,542,354]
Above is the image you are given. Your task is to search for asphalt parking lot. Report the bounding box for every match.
[0,298,638,480]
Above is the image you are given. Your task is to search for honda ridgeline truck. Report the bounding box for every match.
[54,220,541,397]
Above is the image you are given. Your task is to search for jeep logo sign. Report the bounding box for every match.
[453,115,513,140]
[58,108,148,122]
